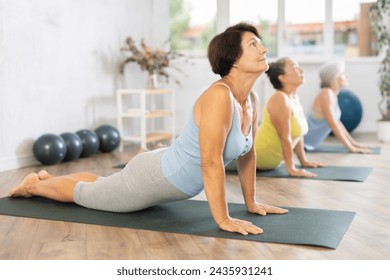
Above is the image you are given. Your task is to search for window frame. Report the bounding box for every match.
[215,0,379,62]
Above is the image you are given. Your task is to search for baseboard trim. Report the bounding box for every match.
[0,154,36,172]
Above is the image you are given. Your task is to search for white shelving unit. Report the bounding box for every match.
[116,88,175,151]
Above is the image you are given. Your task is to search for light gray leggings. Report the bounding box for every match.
[74,148,191,212]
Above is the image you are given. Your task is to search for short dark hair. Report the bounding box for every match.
[266,57,289,89]
[208,22,261,77]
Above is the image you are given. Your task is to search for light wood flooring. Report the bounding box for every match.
[0,133,389,260]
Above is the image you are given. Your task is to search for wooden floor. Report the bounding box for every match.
[0,133,389,260]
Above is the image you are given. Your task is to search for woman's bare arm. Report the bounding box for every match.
[198,86,262,235]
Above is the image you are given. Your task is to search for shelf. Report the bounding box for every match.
[117,89,174,96]
[117,88,175,151]
[121,110,173,118]
[122,132,173,143]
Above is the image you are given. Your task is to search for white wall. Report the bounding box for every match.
[0,0,169,171]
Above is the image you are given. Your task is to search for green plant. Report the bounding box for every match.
[369,0,390,120]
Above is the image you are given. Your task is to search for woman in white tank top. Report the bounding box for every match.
[305,61,372,153]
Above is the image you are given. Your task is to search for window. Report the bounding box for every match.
[285,0,326,56]
[169,0,217,57]
[229,0,278,57]
[169,0,378,59]
[333,0,377,57]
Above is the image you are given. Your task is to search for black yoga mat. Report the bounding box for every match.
[305,145,381,154]
[226,164,372,182]
[0,197,355,249]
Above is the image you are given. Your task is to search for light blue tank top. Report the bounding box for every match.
[304,103,341,150]
[161,102,253,196]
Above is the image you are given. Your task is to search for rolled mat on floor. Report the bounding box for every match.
[225,163,372,182]
[0,197,355,249]
[305,145,381,154]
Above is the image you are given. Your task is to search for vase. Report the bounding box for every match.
[377,120,390,143]
[147,73,160,89]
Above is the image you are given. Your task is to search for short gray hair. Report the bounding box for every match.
[319,61,345,88]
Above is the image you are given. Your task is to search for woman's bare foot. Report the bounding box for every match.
[8,172,39,198]
[38,170,53,180]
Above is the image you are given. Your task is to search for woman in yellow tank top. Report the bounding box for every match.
[255,57,325,177]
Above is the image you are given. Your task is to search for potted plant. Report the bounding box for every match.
[369,0,390,142]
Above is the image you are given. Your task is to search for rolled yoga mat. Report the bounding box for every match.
[225,163,372,182]
[305,145,381,154]
[0,197,355,249]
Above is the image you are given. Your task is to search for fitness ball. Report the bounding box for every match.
[33,133,67,165]
[75,129,100,157]
[95,125,121,153]
[338,89,363,132]
[60,132,83,161]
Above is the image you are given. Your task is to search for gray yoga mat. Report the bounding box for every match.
[0,196,355,249]
[305,145,381,154]
[225,163,372,182]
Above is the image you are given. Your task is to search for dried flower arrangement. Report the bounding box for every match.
[120,37,185,85]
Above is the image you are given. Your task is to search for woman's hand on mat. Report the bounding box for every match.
[349,146,373,154]
[247,203,289,216]
[301,160,326,168]
[353,142,374,149]
[218,217,263,235]
[289,168,317,178]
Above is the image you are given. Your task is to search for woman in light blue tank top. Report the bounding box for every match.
[304,61,372,153]
[304,103,341,150]
[9,22,288,236]
[161,101,253,197]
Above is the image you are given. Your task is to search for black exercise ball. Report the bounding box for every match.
[60,132,83,161]
[33,133,67,165]
[338,89,363,132]
[95,125,121,153]
[75,129,100,158]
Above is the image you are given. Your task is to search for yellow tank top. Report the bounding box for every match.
[255,92,308,169]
